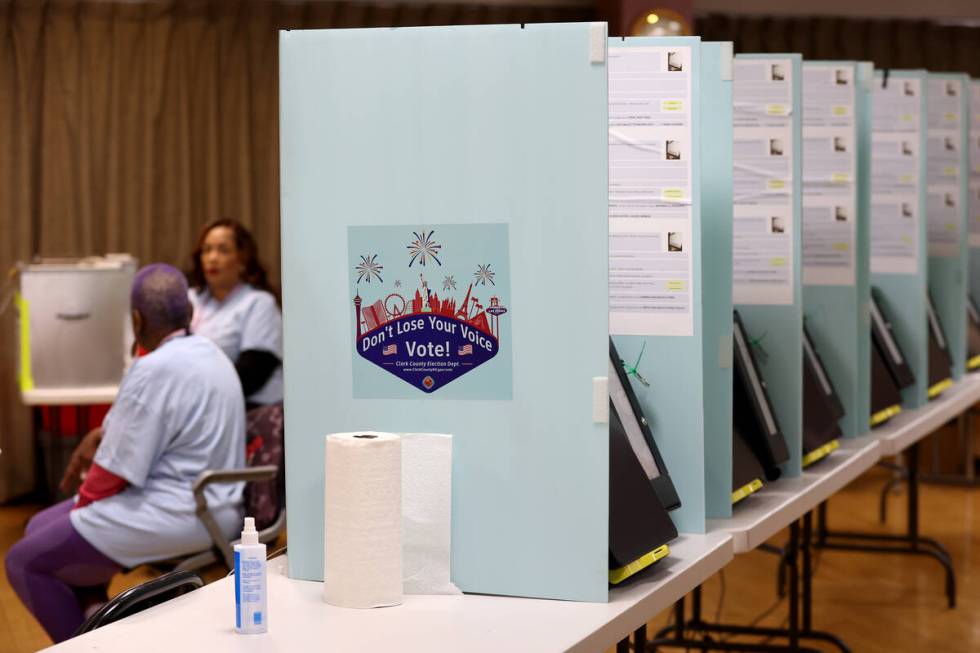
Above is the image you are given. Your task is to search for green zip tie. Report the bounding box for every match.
[621,341,650,387]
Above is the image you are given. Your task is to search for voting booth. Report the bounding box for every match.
[925,73,970,384]
[280,24,612,602]
[273,17,980,615]
[970,80,980,332]
[13,255,136,498]
[966,79,980,371]
[16,256,136,401]
[607,36,736,529]
[731,53,804,481]
[870,70,930,409]
[800,61,873,450]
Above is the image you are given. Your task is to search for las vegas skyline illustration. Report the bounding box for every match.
[353,230,509,343]
[354,275,508,341]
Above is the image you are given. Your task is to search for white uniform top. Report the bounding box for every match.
[71,335,246,567]
[188,284,284,405]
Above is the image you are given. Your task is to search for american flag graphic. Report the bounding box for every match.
[458,344,473,356]
[383,344,397,356]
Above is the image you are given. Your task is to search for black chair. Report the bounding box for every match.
[74,570,204,636]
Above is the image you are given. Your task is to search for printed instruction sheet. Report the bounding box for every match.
[970,81,980,247]
[801,63,857,286]
[733,57,795,304]
[871,75,922,274]
[926,77,963,257]
[608,45,694,336]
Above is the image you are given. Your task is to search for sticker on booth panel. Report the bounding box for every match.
[347,223,512,399]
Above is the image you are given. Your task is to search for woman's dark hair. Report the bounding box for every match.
[187,218,276,298]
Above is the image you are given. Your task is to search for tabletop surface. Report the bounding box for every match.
[708,433,882,552]
[873,374,980,456]
[46,534,733,653]
[41,375,980,651]
[21,386,119,406]
[707,373,980,552]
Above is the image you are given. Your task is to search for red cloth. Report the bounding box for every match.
[74,462,128,509]
[39,405,112,440]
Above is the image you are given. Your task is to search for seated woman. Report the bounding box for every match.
[187,218,283,408]
[6,264,246,643]
[59,219,282,494]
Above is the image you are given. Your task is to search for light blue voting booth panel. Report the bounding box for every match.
[701,42,735,519]
[609,36,706,534]
[801,61,871,439]
[971,80,980,315]
[871,69,929,408]
[855,62,874,426]
[280,24,610,602]
[734,53,804,479]
[926,73,970,380]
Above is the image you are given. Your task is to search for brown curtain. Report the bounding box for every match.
[696,14,980,77]
[1,2,43,500]
[0,0,596,501]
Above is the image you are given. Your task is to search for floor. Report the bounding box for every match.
[632,463,980,653]
[2,462,978,652]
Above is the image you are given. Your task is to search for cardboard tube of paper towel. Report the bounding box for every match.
[323,431,402,608]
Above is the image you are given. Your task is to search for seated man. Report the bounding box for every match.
[5,264,246,643]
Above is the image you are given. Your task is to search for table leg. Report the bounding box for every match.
[788,520,799,651]
[816,441,956,608]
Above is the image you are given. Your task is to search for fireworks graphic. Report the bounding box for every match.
[442,275,457,292]
[474,264,496,287]
[355,254,383,284]
[407,230,443,267]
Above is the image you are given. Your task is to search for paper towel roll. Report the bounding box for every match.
[324,432,403,608]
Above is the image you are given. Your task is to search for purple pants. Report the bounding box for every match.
[5,499,121,643]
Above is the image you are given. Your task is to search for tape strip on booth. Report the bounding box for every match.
[731,478,763,504]
[870,404,902,427]
[608,544,670,585]
[802,439,840,468]
[15,292,34,392]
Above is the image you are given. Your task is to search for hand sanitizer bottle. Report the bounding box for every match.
[234,517,268,634]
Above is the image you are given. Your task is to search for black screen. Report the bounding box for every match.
[608,338,681,511]
[870,288,915,390]
[870,338,904,424]
[802,324,844,457]
[608,407,677,582]
[925,293,952,391]
[967,295,980,368]
[732,311,790,480]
